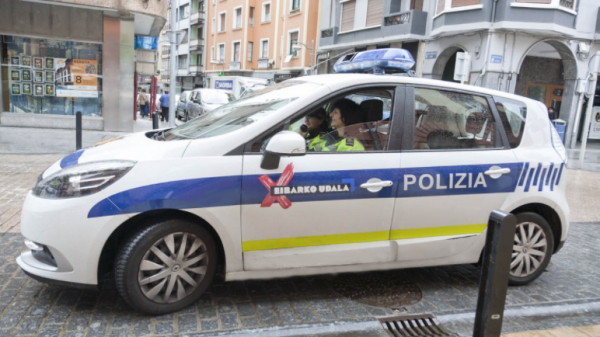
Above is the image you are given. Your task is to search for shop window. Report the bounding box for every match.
[1,35,102,116]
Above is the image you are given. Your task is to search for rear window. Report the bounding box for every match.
[494,97,527,148]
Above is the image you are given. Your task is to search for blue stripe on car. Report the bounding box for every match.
[60,150,85,168]
[88,163,524,218]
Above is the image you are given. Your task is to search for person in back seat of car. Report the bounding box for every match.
[314,99,365,152]
[298,108,334,151]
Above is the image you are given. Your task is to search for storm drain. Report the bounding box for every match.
[378,313,458,337]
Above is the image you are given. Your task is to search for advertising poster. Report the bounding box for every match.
[11,83,21,95]
[54,58,99,98]
[10,69,20,81]
[10,56,20,66]
[22,83,32,95]
[34,84,44,97]
[22,56,31,68]
[590,107,600,140]
[22,69,31,81]
[34,71,44,83]
[33,57,43,69]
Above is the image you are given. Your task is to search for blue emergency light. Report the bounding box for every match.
[333,48,416,76]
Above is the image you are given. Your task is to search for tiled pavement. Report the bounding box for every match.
[1,222,599,337]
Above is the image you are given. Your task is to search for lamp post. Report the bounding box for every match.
[292,40,315,75]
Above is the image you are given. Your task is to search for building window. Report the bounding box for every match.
[180,29,189,44]
[196,54,203,66]
[340,0,356,32]
[288,31,299,56]
[291,0,301,11]
[219,12,227,32]
[452,0,481,7]
[390,0,401,12]
[179,4,190,20]
[366,0,384,27]
[234,7,242,29]
[178,55,188,69]
[515,0,573,10]
[218,44,225,62]
[249,7,255,26]
[437,0,483,14]
[162,45,170,56]
[211,46,215,61]
[232,41,241,62]
[248,42,253,61]
[212,18,216,34]
[260,39,269,58]
[199,0,205,12]
[262,2,271,22]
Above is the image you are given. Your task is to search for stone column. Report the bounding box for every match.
[102,16,135,132]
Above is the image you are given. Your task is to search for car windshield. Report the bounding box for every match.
[164,81,322,140]
[202,91,235,104]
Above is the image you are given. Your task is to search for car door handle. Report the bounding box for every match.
[360,181,394,189]
[484,168,511,176]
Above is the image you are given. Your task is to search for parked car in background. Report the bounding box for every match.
[176,91,193,121]
[187,89,235,119]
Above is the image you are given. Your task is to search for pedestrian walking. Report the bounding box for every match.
[159,90,170,122]
[137,89,149,118]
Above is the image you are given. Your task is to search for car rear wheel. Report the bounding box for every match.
[508,212,554,286]
[115,219,217,315]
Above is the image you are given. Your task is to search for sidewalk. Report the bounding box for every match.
[503,325,600,337]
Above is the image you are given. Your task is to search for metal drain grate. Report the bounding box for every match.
[378,313,459,337]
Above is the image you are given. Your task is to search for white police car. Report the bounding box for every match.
[18,73,569,315]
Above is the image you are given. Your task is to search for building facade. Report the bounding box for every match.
[204,0,320,83]
[318,0,600,148]
[0,0,167,131]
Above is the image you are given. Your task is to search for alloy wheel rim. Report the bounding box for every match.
[510,222,548,278]
[138,232,208,304]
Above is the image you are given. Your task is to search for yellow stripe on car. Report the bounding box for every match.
[242,224,487,252]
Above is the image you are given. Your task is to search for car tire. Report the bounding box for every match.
[508,212,554,286]
[115,219,217,315]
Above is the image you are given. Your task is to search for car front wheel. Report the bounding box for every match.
[115,219,217,315]
[508,212,554,286]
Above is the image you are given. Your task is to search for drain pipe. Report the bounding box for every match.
[570,79,587,149]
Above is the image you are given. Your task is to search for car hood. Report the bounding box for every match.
[42,131,191,178]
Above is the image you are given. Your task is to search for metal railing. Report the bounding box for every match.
[191,11,206,25]
[384,11,412,26]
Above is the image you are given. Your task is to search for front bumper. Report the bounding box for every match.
[17,191,130,286]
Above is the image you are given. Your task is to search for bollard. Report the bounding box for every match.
[152,111,159,130]
[76,111,82,150]
[473,210,517,337]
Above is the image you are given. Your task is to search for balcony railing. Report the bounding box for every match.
[190,39,205,52]
[384,12,412,26]
[191,11,206,25]
[190,65,204,74]
[321,28,334,38]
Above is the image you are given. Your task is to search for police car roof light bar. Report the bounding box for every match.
[333,48,416,76]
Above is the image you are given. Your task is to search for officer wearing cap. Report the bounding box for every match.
[316,98,365,152]
[298,108,334,151]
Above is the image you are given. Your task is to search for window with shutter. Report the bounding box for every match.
[340,0,356,32]
[437,0,446,14]
[366,0,384,27]
[452,0,480,7]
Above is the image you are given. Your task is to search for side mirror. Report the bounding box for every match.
[261,131,306,170]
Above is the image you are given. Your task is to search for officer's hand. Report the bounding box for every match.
[298,130,307,138]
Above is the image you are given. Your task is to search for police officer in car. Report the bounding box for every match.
[314,98,365,152]
[298,108,334,151]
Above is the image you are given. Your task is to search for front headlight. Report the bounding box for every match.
[32,161,135,199]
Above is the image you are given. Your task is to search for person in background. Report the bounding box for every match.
[137,89,149,118]
[159,90,170,122]
[548,107,557,120]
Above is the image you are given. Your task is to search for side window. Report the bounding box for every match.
[413,88,498,150]
[494,97,527,148]
[247,88,394,153]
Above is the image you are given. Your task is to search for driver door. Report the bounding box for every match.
[240,86,404,271]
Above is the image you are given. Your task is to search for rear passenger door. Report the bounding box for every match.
[392,86,522,263]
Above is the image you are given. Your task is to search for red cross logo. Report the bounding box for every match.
[259,163,295,209]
